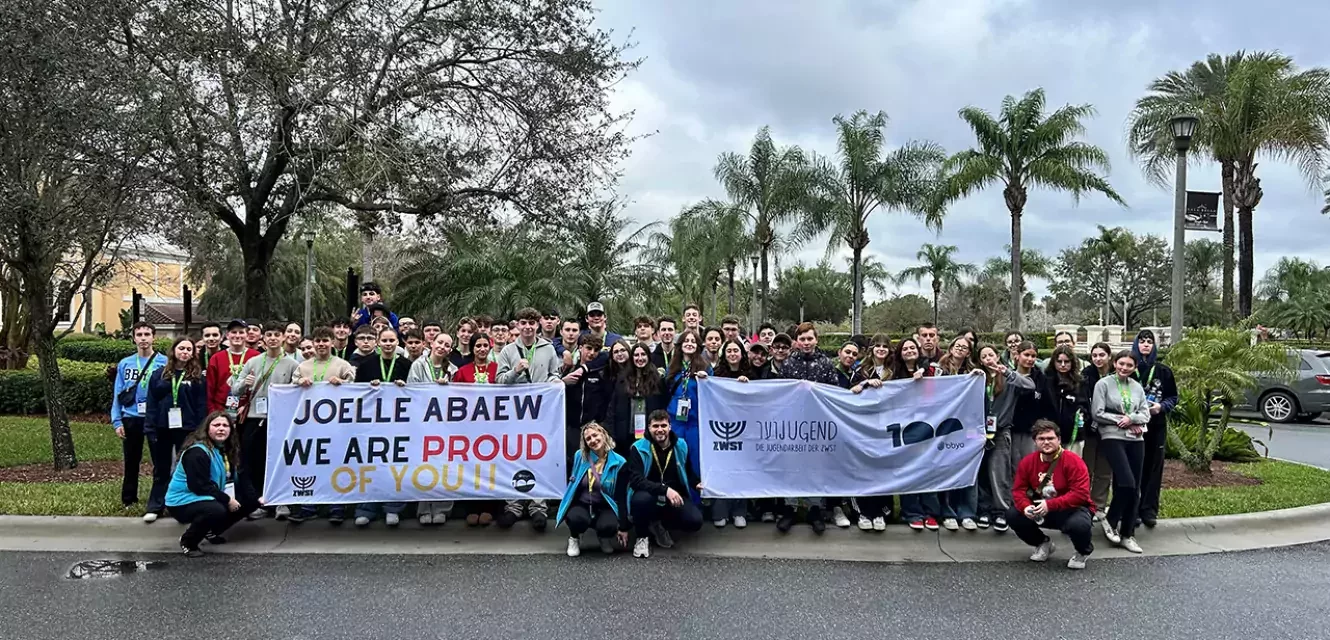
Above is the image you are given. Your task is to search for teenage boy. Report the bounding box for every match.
[230,323,299,519]
[287,326,357,525]
[554,318,581,362]
[347,326,379,368]
[244,320,262,351]
[917,323,942,361]
[581,302,621,367]
[494,308,565,531]
[539,309,561,342]
[398,317,418,336]
[747,342,775,380]
[563,334,613,466]
[474,314,493,337]
[1007,421,1094,570]
[331,319,353,360]
[757,323,777,346]
[769,333,793,375]
[421,321,442,346]
[1132,329,1178,528]
[352,282,399,329]
[403,329,428,362]
[207,319,258,412]
[650,317,677,371]
[633,315,656,350]
[776,323,840,534]
[489,321,511,360]
[681,304,702,337]
[627,410,704,558]
[197,323,223,367]
[449,317,476,368]
[282,321,304,362]
[111,322,168,516]
[720,315,742,343]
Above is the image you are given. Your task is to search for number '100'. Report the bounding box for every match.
[885,419,964,448]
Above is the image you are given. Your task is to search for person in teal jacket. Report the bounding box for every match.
[557,422,647,558]
[626,410,704,558]
[664,330,711,485]
[166,411,248,557]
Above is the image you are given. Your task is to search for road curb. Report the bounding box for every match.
[2,504,1328,562]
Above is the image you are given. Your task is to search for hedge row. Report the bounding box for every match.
[0,359,113,415]
[819,332,1055,349]
[55,337,175,364]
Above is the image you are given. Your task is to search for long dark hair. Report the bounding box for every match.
[976,344,1007,396]
[668,330,708,379]
[607,338,633,381]
[715,339,751,378]
[892,337,923,379]
[625,343,660,397]
[856,333,894,381]
[163,336,204,381]
[1044,345,1082,391]
[181,411,240,469]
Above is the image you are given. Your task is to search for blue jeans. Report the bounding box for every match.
[711,499,747,520]
[941,486,977,520]
[900,492,940,521]
[297,504,345,519]
[354,502,406,520]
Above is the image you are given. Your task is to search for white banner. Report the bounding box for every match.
[263,383,566,504]
[698,375,985,498]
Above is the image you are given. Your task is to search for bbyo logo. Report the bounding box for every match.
[291,475,316,497]
[710,420,746,451]
[885,419,965,448]
[511,470,536,493]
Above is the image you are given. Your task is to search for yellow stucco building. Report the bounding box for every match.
[57,247,206,337]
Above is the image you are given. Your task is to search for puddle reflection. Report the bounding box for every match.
[67,559,167,579]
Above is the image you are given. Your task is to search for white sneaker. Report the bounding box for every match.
[832,506,851,528]
[961,518,978,531]
[872,516,887,531]
[354,516,370,527]
[857,515,873,531]
[942,517,959,531]
[246,508,267,521]
[1102,518,1121,544]
[566,537,581,557]
[142,512,158,524]
[713,518,727,528]
[1068,553,1088,570]
[433,512,446,526]
[1030,540,1055,562]
[1121,537,1143,554]
[1092,511,1106,522]
[633,537,650,558]
[385,513,400,527]
[275,505,290,521]
[649,521,674,549]
[418,513,433,526]
[733,516,747,529]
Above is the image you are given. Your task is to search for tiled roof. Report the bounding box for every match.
[143,301,208,325]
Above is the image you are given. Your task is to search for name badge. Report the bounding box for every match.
[168,408,184,430]
[985,415,997,435]
[254,396,269,415]
[634,413,647,440]
[675,397,691,422]
[225,395,239,409]
[136,402,146,414]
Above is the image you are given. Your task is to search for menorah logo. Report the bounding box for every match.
[709,420,746,452]
[291,475,317,497]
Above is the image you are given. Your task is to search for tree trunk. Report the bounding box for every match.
[241,235,275,319]
[1103,265,1111,325]
[932,279,940,325]
[710,282,718,326]
[726,260,736,315]
[1004,184,1027,331]
[25,285,76,471]
[1232,162,1262,319]
[850,245,863,335]
[0,277,30,370]
[799,300,805,323]
[361,227,375,283]
[82,280,94,333]
[1220,162,1236,320]
[757,218,772,326]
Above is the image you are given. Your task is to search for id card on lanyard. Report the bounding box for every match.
[632,398,647,439]
[169,373,186,429]
[984,378,997,437]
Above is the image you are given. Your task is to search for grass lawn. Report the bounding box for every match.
[1159,459,1330,518]
[0,416,147,516]
[0,416,122,468]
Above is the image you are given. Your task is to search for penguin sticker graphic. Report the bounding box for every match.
[512,470,536,493]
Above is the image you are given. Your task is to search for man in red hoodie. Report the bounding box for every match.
[206,319,259,413]
[1008,419,1094,570]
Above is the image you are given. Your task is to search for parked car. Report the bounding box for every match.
[1239,349,1330,423]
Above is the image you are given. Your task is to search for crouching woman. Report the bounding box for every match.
[166,411,250,557]
[557,422,645,557]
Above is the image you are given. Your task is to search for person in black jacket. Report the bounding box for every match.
[627,410,704,558]
[649,317,677,372]
[354,327,411,387]
[713,339,752,381]
[605,343,668,457]
[1042,345,1085,451]
[145,337,208,522]
[564,334,613,468]
[1010,341,1046,466]
[1131,329,1179,527]
[166,412,247,557]
[1078,342,1115,518]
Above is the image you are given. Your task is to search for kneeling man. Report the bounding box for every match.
[627,410,703,558]
[1007,419,1095,570]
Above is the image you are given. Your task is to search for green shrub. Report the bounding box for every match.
[1165,423,1262,463]
[0,359,114,415]
[54,337,174,364]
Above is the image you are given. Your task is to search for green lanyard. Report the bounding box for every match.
[380,357,398,382]
[137,355,152,389]
[170,370,184,407]
[425,357,445,381]
[1116,378,1133,414]
[256,355,280,392]
[311,358,331,382]
[1139,365,1155,390]
[681,362,692,394]
[523,340,537,362]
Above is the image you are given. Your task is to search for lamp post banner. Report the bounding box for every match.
[263,383,566,505]
[698,376,985,498]
[1185,191,1221,231]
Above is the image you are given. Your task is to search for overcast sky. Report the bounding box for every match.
[593,0,1330,301]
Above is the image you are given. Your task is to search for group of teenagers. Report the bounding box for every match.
[107,282,1177,567]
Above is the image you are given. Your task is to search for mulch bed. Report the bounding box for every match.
[0,461,148,483]
[1161,459,1262,490]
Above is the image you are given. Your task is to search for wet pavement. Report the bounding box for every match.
[5,543,1330,639]
[1233,413,1330,468]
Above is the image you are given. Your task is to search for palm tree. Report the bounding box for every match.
[943,88,1125,331]
[982,245,1052,285]
[896,244,975,325]
[713,127,816,325]
[1127,51,1330,320]
[680,200,752,316]
[848,255,893,300]
[800,110,947,334]
[568,202,662,304]
[1185,238,1224,297]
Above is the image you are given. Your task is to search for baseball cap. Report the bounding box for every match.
[771,333,792,347]
[543,308,560,318]
[748,341,769,353]
[586,302,605,314]
[226,319,248,332]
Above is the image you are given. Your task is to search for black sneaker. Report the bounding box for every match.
[1141,514,1158,528]
[977,515,991,529]
[328,513,344,525]
[181,545,204,558]
[776,514,795,533]
[496,511,519,529]
[204,534,227,545]
[286,512,309,524]
[530,513,548,533]
[993,516,1009,533]
[808,508,826,534]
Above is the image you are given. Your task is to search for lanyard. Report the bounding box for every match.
[587,460,605,493]
[426,357,442,381]
[1139,365,1155,390]
[311,358,331,382]
[228,351,245,375]
[1116,377,1133,414]
[379,357,397,382]
[170,370,184,406]
[333,345,347,360]
[681,362,692,394]
[256,355,280,392]
[136,355,150,389]
[523,341,537,362]
[651,444,673,478]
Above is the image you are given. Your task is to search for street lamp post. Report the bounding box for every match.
[1169,114,1199,346]
[303,230,316,333]
[750,255,759,336]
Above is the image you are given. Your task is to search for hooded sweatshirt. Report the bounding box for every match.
[1131,330,1179,427]
[496,336,563,384]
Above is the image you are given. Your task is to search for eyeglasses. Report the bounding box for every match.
[954,344,971,352]
[1006,338,1021,345]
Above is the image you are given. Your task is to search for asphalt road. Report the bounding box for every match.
[6,544,1330,640]
[1233,413,1330,468]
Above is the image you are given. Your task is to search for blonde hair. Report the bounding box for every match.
[578,422,615,462]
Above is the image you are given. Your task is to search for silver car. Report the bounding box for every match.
[1240,349,1330,423]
